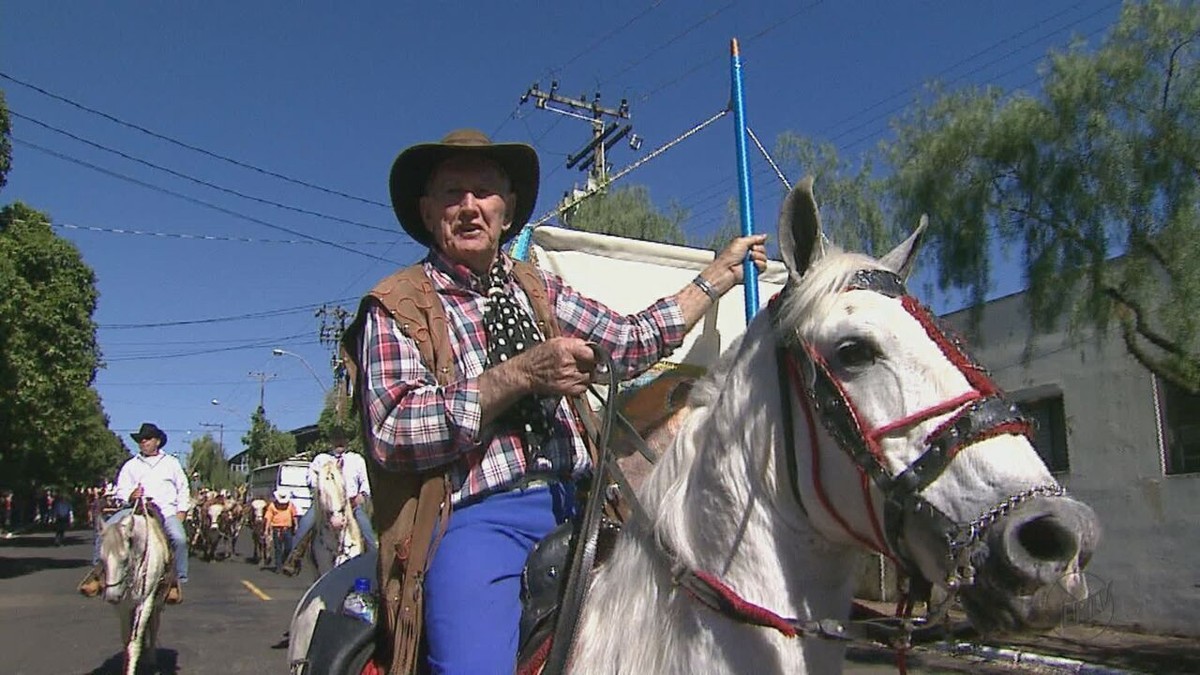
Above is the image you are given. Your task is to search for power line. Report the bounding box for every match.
[0,70,390,209]
[600,1,735,87]
[636,1,824,103]
[13,137,409,264]
[53,222,391,246]
[818,1,1095,139]
[492,1,665,139]
[667,2,1118,227]
[11,109,399,235]
[104,333,310,362]
[99,298,355,329]
[832,2,1119,152]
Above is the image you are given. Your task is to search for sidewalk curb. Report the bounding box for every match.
[931,641,1141,674]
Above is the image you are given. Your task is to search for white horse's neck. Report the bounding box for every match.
[575,318,857,675]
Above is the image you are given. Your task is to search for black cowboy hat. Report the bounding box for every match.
[329,428,349,445]
[130,422,168,448]
[389,129,540,248]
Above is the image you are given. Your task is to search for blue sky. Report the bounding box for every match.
[1,1,1122,459]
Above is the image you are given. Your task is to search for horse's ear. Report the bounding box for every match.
[879,214,928,281]
[778,176,827,280]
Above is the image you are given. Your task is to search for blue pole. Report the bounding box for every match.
[730,38,759,322]
[509,224,533,261]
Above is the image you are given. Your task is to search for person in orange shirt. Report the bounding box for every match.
[264,489,298,574]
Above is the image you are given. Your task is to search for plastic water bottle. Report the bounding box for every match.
[341,576,377,624]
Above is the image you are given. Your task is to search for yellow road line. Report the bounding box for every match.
[241,579,271,601]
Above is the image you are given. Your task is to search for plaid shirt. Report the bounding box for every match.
[360,250,685,505]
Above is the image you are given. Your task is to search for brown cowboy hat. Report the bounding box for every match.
[389,129,540,248]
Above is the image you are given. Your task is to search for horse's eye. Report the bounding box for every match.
[835,339,878,369]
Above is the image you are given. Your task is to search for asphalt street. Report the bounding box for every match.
[1,526,1140,675]
[0,526,313,675]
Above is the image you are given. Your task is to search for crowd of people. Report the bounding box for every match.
[0,484,120,543]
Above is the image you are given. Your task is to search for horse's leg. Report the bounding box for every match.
[124,598,148,675]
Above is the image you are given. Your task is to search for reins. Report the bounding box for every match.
[101,498,155,595]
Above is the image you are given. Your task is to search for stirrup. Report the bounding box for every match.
[165,581,183,605]
[77,567,103,597]
[281,553,302,577]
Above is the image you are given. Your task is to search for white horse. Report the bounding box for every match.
[289,179,1101,674]
[565,178,1100,674]
[309,460,365,578]
[99,505,172,675]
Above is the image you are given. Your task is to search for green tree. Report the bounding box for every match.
[773,132,895,255]
[316,388,365,455]
[241,406,297,467]
[888,0,1200,391]
[561,184,688,244]
[0,203,123,488]
[187,433,235,490]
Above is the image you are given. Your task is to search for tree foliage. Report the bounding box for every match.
[241,406,297,467]
[773,133,897,255]
[187,433,235,490]
[0,203,125,489]
[887,0,1200,391]
[316,388,365,455]
[561,184,688,245]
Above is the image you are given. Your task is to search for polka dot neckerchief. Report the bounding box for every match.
[484,257,554,471]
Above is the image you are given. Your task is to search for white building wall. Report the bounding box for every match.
[941,291,1200,636]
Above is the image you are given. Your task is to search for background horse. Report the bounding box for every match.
[247,497,269,565]
[199,497,231,561]
[560,178,1101,674]
[99,503,171,675]
[308,460,364,578]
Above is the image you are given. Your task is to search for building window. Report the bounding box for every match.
[1157,378,1200,475]
[1015,395,1070,474]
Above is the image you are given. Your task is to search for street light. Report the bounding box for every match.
[272,348,328,392]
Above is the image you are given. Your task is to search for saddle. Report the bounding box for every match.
[516,517,622,669]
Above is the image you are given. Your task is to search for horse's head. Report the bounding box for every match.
[774,177,1100,634]
[206,502,225,529]
[315,461,348,530]
[99,514,136,603]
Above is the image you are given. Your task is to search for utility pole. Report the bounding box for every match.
[316,304,352,418]
[247,371,276,411]
[520,81,640,188]
[199,422,224,453]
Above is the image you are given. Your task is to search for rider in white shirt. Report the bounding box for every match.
[284,430,377,573]
[79,422,190,603]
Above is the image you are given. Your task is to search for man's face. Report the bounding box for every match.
[419,155,515,274]
[332,443,345,456]
[138,436,161,456]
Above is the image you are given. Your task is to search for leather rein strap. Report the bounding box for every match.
[541,347,621,675]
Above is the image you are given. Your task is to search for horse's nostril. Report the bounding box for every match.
[1016,515,1077,562]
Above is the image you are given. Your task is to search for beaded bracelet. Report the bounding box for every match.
[691,275,720,303]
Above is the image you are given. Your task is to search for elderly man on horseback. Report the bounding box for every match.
[282,429,376,573]
[338,128,766,674]
[78,422,190,604]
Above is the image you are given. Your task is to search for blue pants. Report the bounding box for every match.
[272,528,294,571]
[293,502,377,552]
[424,484,576,675]
[94,508,189,582]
